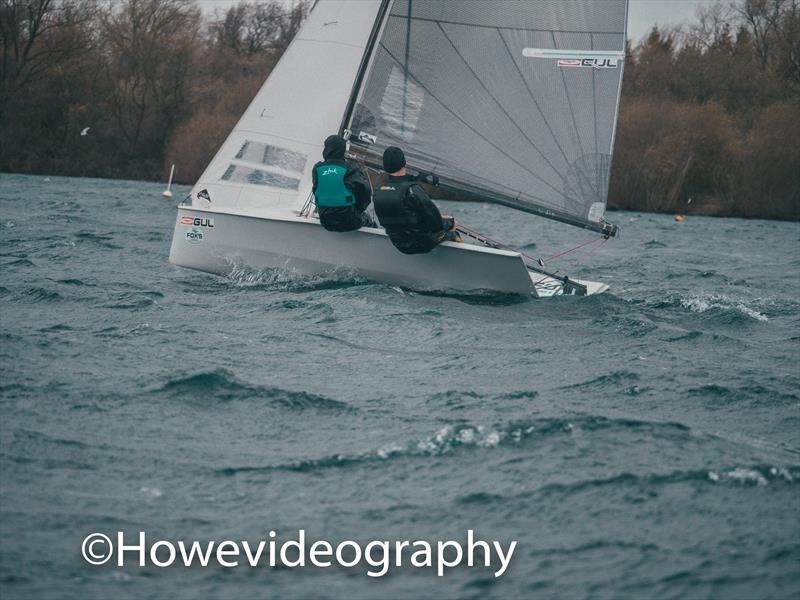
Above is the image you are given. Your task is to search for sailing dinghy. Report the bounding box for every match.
[169,0,629,297]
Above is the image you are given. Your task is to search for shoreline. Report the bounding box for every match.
[2,170,797,223]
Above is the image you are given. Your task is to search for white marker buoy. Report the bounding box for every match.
[162,164,175,198]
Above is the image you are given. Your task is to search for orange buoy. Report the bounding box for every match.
[675,215,685,222]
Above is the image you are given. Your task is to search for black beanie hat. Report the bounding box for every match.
[383,146,406,173]
[323,134,346,160]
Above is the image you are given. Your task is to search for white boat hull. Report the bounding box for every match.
[168,207,609,297]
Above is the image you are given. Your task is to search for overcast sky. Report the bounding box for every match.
[195,0,715,42]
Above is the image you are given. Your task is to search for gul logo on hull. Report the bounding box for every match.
[180,216,214,227]
[185,228,204,244]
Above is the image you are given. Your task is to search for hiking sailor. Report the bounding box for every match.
[311,134,376,231]
[373,146,460,254]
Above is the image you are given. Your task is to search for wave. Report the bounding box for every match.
[100,290,163,310]
[592,314,658,337]
[498,390,539,400]
[458,492,506,505]
[537,464,800,498]
[561,370,640,390]
[225,263,370,293]
[263,299,335,323]
[687,383,798,406]
[217,415,693,476]
[664,330,704,342]
[415,288,531,306]
[652,292,772,323]
[55,278,96,287]
[37,323,73,332]
[0,256,34,268]
[152,368,350,411]
[17,287,63,303]
[73,231,122,249]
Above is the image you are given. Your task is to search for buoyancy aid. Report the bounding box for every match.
[314,163,354,208]
[373,180,419,228]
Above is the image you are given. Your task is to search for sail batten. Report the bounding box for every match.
[347,0,628,233]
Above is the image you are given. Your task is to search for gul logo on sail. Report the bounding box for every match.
[522,48,623,70]
[557,58,619,69]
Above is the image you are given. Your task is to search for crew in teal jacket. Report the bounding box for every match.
[311,135,375,231]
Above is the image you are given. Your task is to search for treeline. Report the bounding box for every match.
[1,0,798,220]
[609,0,800,219]
[0,0,307,181]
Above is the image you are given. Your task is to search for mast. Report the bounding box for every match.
[338,0,393,136]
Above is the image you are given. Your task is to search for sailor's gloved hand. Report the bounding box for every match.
[414,172,440,186]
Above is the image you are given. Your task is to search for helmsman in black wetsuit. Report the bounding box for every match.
[373,146,459,254]
[311,134,376,231]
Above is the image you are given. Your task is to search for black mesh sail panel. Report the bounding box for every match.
[347,0,628,233]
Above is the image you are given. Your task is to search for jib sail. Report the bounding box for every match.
[189,0,384,214]
[345,0,628,235]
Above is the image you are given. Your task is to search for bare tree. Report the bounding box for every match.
[688,0,737,50]
[209,1,309,56]
[98,0,200,152]
[0,0,93,115]
[737,0,800,90]
[275,1,307,50]
[209,1,247,54]
[738,0,783,66]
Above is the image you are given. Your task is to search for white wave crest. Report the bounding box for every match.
[679,293,768,322]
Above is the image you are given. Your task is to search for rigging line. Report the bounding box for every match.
[592,33,598,157]
[549,237,608,273]
[401,0,412,134]
[577,236,608,263]
[455,222,537,264]
[300,190,314,217]
[455,222,587,292]
[458,221,606,268]
[363,165,379,221]
[387,14,624,36]
[549,31,603,214]
[542,236,606,262]
[551,31,586,161]
[497,29,571,168]
[378,44,560,201]
[436,22,567,192]
[534,272,558,287]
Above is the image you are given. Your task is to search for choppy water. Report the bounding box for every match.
[1,173,799,599]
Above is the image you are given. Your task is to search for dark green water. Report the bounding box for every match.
[1,173,799,599]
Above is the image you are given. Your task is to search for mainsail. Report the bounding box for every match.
[345,0,628,235]
[189,0,383,214]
